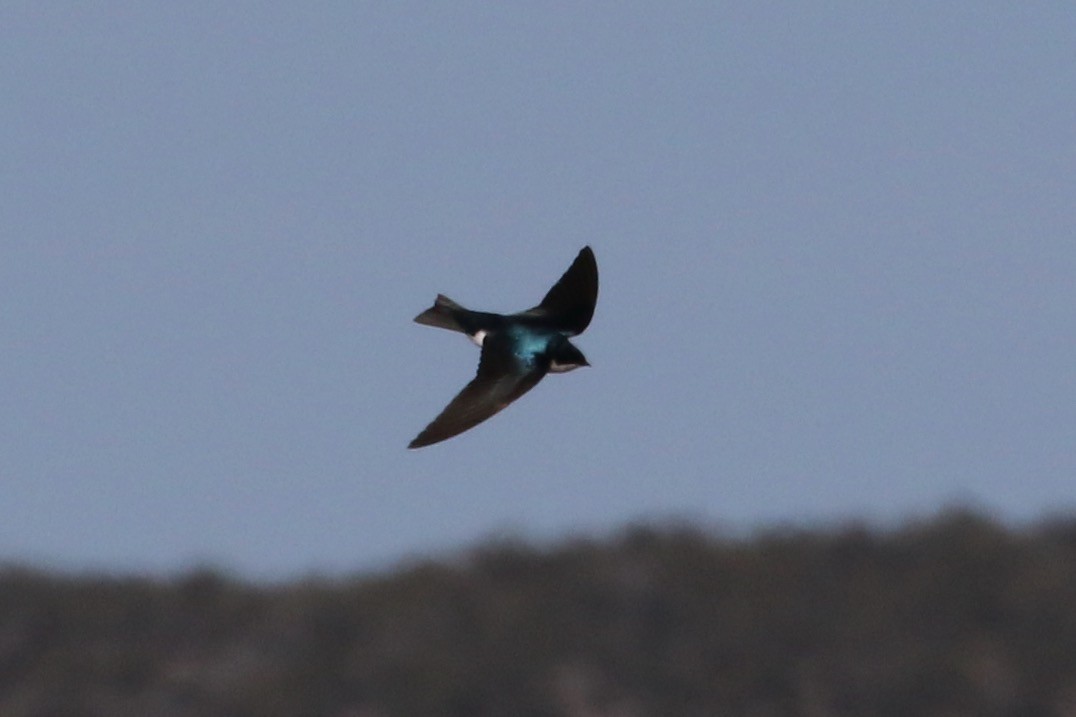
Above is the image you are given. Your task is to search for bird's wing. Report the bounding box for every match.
[518,246,598,335]
[408,333,548,448]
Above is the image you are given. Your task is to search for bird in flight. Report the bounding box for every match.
[409,246,598,448]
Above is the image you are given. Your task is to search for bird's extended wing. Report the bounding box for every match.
[408,333,548,448]
[518,246,598,335]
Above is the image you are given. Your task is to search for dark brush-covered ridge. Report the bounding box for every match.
[3,510,1076,717]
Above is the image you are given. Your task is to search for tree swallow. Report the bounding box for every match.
[409,246,598,448]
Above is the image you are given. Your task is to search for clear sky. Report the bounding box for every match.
[3,3,1074,579]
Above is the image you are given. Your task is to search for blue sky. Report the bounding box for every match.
[3,3,1074,579]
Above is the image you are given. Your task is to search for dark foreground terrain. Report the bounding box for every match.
[3,511,1076,717]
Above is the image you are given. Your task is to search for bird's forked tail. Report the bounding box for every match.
[413,294,468,333]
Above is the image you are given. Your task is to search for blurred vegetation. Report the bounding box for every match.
[3,510,1076,716]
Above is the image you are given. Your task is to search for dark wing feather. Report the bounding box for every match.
[408,334,548,448]
[518,246,598,335]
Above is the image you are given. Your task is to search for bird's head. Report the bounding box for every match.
[548,338,589,373]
